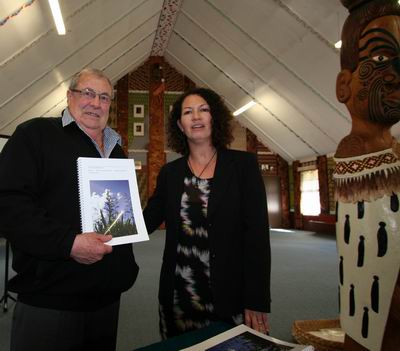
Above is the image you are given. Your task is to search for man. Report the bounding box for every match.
[334,1,400,350]
[0,68,139,351]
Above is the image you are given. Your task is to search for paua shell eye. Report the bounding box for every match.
[371,54,389,62]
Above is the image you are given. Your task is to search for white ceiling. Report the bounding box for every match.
[1,0,396,162]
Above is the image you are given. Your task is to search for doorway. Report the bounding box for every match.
[263,175,282,228]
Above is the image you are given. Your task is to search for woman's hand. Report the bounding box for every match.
[244,309,270,334]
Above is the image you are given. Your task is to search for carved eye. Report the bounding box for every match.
[372,55,389,63]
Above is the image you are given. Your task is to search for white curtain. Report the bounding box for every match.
[300,169,320,216]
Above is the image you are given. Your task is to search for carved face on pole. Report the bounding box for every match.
[338,15,400,126]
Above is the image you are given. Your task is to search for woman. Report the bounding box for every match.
[143,87,271,339]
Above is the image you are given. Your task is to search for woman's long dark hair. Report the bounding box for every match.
[167,87,233,155]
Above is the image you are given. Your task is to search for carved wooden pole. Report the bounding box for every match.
[147,56,166,198]
[277,155,290,228]
[317,155,329,215]
[334,1,400,350]
[292,161,302,229]
[116,74,129,155]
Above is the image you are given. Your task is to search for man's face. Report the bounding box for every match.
[67,73,112,136]
[350,15,400,125]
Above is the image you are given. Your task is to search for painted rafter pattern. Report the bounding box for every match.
[0,0,36,27]
[151,0,183,56]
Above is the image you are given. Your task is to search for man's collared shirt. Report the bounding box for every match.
[62,108,121,158]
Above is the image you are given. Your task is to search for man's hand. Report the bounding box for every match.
[70,233,113,264]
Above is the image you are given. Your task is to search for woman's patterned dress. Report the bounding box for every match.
[159,167,242,339]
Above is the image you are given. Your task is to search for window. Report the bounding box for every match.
[300,169,320,216]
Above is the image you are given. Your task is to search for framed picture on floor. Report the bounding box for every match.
[133,122,144,136]
[133,104,144,118]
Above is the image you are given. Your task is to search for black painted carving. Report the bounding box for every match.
[350,284,355,316]
[371,275,379,313]
[339,256,344,285]
[362,307,369,338]
[390,193,399,212]
[357,236,365,267]
[377,222,388,257]
[344,214,350,244]
[357,201,364,219]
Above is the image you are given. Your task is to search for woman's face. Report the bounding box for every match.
[178,94,213,145]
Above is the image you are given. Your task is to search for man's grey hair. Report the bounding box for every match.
[69,68,114,96]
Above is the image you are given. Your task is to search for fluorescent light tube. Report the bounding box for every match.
[48,0,66,35]
[233,100,256,116]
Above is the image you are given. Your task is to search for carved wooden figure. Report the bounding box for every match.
[334,0,400,350]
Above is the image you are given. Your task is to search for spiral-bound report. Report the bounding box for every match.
[77,157,149,245]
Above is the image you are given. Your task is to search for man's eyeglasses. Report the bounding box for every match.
[70,88,112,105]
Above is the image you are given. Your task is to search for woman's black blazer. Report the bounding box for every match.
[143,148,271,319]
